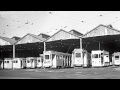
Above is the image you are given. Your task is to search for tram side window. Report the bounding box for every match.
[45,55,49,59]
[57,56,60,59]
[92,54,98,58]
[7,61,9,63]
[60,56,62,59]
[38,60,40,62]
[13,61,15,63]
[99,54,101,58]
[76,53,81,58]
[52,54,55,59]
[31,59,34,62]
[27,60,30,63]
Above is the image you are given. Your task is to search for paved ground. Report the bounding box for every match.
[0,66,120,79]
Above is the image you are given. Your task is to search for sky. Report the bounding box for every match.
[0,11,120,38]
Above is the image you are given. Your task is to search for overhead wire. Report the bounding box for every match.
[0,11,49,29]
[0,11,50,37]
[0,11,119,37]
[49,11,116,26]
[83,11,115,25]
[0,11,115,31]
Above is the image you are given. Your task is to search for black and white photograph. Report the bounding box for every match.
[0,11,120,79]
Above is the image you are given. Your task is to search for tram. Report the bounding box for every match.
[112,52,120,66]
[4,58,13,69]
[0,59,3,69]
[72,49,91,67]
[12,58,26,69]
[43,51,72,68]
[36,54,44,68]
[91,50,110,67]
[26,57,37,68]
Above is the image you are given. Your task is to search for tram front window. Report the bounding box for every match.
[45,55,49,59]
[115,56,119,60]
[76,53,81,58]
[92,54,99,58]
[38,60,40,62]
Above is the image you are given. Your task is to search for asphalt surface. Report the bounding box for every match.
[0,66,120,79]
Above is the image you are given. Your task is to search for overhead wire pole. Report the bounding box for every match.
[99,42,101,50]
[13,44,15,58]
[80,38,82,50]
[80,37,83,66]
[44,41,46,53]
[12,44,15,70]
[43,41,46,68]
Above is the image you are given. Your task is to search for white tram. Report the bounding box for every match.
[0,59,3,69]
[36,54,44,68]
[13,58,26,69]
[112,52,120,66]
[72,49,91,67]
[26,57,37,68]
[91,50,110,67]
[43,51,72,68]
[4,58,13,69]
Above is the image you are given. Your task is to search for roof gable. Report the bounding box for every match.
[15,33,45,44]
[69,29,83,36]
[45,29,80,42]
[0,36,16,45]
[28,33,46,41]
[82,24,120,38]
[11,36,21,41]
[38,33,50,39]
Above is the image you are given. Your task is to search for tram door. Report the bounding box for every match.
[104,54,109,66]
[51,54,56,68]
[101,53,103,65]
[22,59,26,68]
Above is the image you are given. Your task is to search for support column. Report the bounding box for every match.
[44,42,46,54]
[13,44,15,70]
[99,42,100,50]
[80,38,83,66]
[13,44,15,58]
[80,38,82,50]
[43,42,46,68]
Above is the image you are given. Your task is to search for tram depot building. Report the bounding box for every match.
[1,24,120,69]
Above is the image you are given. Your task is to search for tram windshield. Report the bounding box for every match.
[92,54,99,58]
[45,55,49,59]
[76,53,81,58]
[115,56,119,60]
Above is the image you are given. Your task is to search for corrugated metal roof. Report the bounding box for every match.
[82,24,120,38]
[15,33,47,44]
[45,29,80,42]
[69,29,83,36]
[28,33,47,41]
[38,33,50,38]
[0,36,16,45]
[11,36,21,41]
